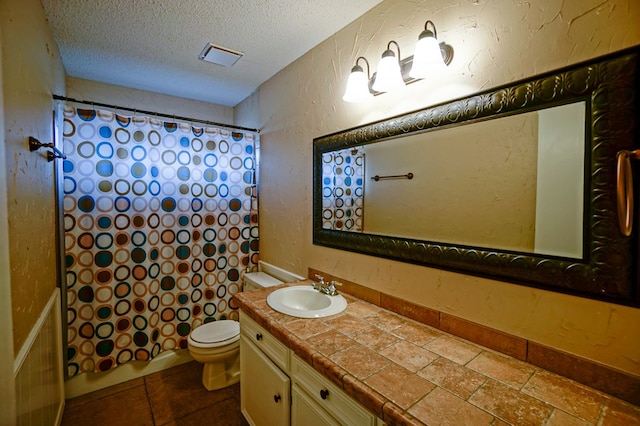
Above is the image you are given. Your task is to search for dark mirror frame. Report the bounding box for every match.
[313,47,640,306]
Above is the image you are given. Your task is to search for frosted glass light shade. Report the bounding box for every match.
[409,34,446,79]
[372,52,405,93]
[343,66,373,103]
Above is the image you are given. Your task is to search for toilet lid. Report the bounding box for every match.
[244,272,283,288]
[190,320,239,344]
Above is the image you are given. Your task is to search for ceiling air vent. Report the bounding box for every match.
[198,43,243,67]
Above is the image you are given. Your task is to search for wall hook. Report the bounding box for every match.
[29,136,66,162]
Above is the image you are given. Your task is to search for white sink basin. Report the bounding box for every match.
[267,286,347,318]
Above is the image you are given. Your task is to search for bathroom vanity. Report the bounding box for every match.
[235,281,639,425]
[240,312,382,425]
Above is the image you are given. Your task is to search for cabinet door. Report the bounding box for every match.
[291,354,377,426]
[292,384,340,426]
[240,335,290,426]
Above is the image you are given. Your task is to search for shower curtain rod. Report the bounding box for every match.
[52,94,259,133]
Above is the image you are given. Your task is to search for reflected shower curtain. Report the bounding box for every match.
[321,149,364,232]
[62,106,259,376]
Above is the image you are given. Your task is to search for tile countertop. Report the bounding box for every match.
[233,281,640,426]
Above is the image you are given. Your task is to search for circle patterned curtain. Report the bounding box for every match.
[322,148,365,231]
[62,106,259,377]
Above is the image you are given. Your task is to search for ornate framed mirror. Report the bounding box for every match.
[313,47,640,306]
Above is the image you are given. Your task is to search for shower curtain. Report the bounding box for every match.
[321,148,365,232]
[61,105,259,377]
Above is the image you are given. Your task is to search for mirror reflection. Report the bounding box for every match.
[322,102,586,258]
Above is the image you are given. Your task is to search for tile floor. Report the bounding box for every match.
[61,362,249,426]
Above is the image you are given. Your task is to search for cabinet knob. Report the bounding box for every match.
[256,333,263,341]
[274,394,281,403]
[320,389,329,400]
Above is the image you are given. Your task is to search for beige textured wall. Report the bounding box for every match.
[0,18,18,424]
[66,77,234,124]
[1,0,66,355]
[235,0,640,375]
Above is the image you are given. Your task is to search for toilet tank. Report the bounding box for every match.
[243,261,305,291]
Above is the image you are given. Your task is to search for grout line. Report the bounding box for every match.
[463,348,484,367]
[520,367,538,392]
[467,377,488,401]
[465,379,497,422]
[596,399,609,425]
[404,385,439,413]
[143,375,158,425]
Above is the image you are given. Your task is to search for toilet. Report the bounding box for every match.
[187,268,284,391]
[243,271,285,291]
[187,320,241,391]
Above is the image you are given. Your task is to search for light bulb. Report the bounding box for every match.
[343,65,373,103]
[372,49,405,93]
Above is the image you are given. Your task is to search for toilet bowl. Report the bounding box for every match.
[187,320,240,391]
[187,265,290,391]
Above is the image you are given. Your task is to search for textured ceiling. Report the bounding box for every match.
[41,0,383,107]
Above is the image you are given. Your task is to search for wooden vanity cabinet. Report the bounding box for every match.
[240,313,290,426]
[290,354,380,426]
[240,335,290,426]
[239,312,384,426]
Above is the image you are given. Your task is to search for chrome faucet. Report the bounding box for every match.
[312,274,340,296]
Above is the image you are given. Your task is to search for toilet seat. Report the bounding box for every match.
[189,320,240,348]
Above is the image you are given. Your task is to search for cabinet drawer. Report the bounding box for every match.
[291,354,377,426]
[292,384,340,426]
[240,312,289,373]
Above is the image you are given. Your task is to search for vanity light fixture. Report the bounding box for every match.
[371,41,406,93]
[343,57,374,103]
[343,20,454,103]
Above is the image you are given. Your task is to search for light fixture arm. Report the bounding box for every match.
[384,40,402,63]
[353,56,371,79]
[422,20,437,39]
